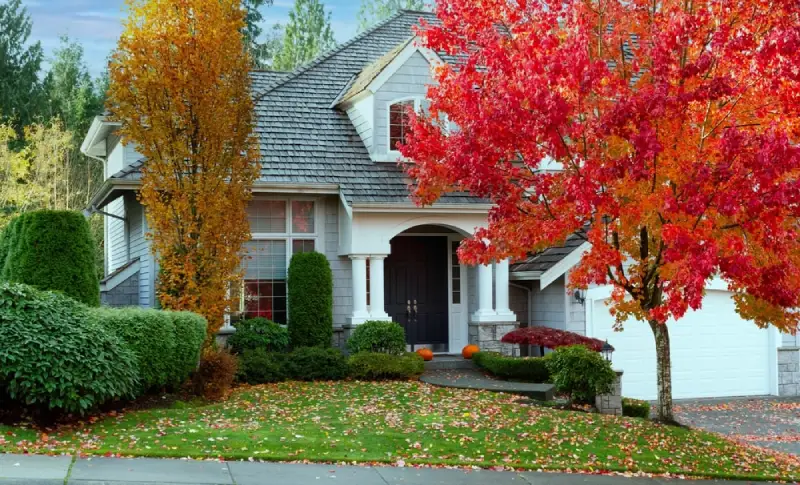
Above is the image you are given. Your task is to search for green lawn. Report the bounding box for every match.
[1,381,797,480]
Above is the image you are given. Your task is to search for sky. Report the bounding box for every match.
[21,0,361,78]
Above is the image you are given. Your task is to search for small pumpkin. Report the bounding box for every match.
[416,348,434,361]
[462,344,480,359]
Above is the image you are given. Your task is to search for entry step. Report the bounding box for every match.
[423,355,476,370]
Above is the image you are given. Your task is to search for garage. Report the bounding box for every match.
[588,289,776,400]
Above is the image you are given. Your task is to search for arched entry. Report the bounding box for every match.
[384,225,461,352]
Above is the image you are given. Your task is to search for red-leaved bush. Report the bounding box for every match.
[501,326,610,352]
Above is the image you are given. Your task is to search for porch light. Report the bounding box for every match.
[601,340,614,362]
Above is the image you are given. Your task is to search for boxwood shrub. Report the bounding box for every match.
[91,308,205,392]
[0,283,139,414]
[622,397,651,419]
[228,317,289,354]
[0,211,100,306]
[238,349,288,384]
[284,347,347,381]
[287,252,333,348]
[546,345,616,404]
[347,321,406,355]
[472,351,551,382]
[348,352,424,380]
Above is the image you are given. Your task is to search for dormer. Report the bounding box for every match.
[334,37,443,162]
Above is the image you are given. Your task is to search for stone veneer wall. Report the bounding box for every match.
[778,347,800,396]
[100,272,140,307]
[468,321,520,356]
[595,370,623,416]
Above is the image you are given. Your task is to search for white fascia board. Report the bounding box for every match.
[540,241,593,289]
[366,39,444,95]
[251,183,339,195]
[80,116,122,158]
[510,271,544,280]
[350,203,492,214]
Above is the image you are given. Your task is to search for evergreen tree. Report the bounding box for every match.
[272,0,335,71]
[0,0,44,134]
[357,0,427,32]
[242,0,284,68]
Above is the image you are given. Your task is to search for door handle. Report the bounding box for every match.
[412,299,418,317]
[406,300,411,317]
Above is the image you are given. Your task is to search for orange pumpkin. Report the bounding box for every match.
[416,348,434,361]
[462,344,480,359]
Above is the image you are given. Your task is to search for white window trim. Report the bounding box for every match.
[386,96,423,160]
[237,196,325,320]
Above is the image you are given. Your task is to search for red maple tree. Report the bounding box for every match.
[401,0,800,421]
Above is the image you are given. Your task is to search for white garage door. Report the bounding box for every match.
[589,290,773,400]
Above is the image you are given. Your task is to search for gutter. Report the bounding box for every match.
[350,202,493,214]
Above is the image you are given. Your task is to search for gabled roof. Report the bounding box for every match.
[510,232,591,288]
[337,38,413,105]
[98,10,480,206]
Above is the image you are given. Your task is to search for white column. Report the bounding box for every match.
[495,258,516,319]
[471,263,497,322]
[349,255,370,324]
[369,255,390,320]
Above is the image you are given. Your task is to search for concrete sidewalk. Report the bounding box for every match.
[0,454,756,484]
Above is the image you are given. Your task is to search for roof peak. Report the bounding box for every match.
[255,10,429,98]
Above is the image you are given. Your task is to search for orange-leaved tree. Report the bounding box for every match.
[401,0,800,421]
[108,0,260,342]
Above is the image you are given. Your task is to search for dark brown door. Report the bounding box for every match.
[384,236,448,348]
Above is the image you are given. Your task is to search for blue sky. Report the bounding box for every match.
[22,0,361,78]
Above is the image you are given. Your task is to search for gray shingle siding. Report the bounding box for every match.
[101,271,139,307]
[565,272,586,335]
[373,50,432,155]
[510,284,529,326]
[323,196,352,326]
[126,198,154,308]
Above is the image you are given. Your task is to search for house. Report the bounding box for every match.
[80,10,798,401]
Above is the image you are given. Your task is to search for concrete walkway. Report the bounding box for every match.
[421,368,555,401]
[0,454,756,484]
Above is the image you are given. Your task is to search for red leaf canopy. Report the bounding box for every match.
[501,326,610,352]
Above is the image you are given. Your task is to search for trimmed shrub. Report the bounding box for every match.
[347,321,406,355]
[0,211,100,306]
[473,351,551,382]
[228,317,289,354]
[546,345,616,404]
[287,252,333,348]
[168,311,207,386]
[238,349,288,384]
[91,308,206,392]
[622,398,651,418]
[0,283,139,414]
[285,347,347,381]
[348,352,424,380]
[193,348,238,401]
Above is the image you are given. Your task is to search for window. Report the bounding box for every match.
[389,100,417,151]
[237,199,318,324]
[451,241,461,304]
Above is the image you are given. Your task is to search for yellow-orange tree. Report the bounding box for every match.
[108,0,259,341]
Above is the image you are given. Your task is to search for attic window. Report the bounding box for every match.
[388,99,418,151]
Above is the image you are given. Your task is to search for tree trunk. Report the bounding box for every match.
[648,319,675,423]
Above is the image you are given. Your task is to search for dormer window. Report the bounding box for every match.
[388,98,421,152]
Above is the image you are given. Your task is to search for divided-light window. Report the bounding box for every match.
[388,99,420,152]
[235,199,318,324]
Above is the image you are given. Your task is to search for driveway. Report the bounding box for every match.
[675,396,800,455]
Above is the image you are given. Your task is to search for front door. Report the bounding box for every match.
[384,236,449,349]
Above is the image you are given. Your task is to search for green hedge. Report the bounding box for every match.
[622,398,651,419]
[0,210,99,306]
[287,252,332,348]
[91,308,206,392]
[168,311,207,385]
[347,321,406,355]
[228,317,289,354]
[348,352,424,380]
[473,351,551,382]
[284,347,348,381]
[0,283,139,414]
